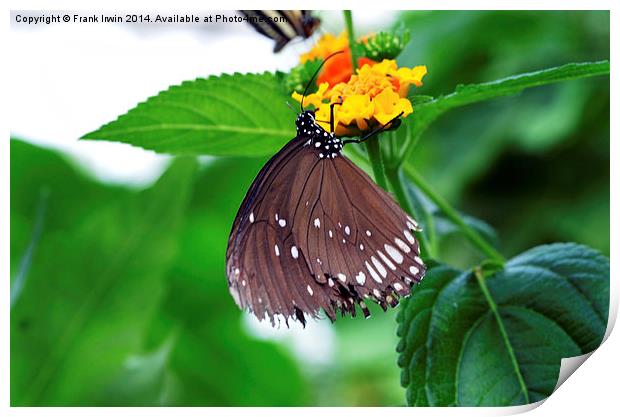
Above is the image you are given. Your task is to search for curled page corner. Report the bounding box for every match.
[501,352,598,415]
[554,351,595,392]
[503,398,547,415]
[548,288,617,399]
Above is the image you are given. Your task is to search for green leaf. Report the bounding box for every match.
[99,157,310,406]
[400,61,610,164]
[11,142,197,405]
[397,243,609,406]
[81,72,295,157]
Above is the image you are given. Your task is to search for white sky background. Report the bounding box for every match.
[9,10,396,186]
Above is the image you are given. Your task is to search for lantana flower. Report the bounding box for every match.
[291,32,427,136]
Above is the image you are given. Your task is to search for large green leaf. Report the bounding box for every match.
[400,60,609,166]
[396,243,609,406]
[81,72,294,157]
[11,141,197,405]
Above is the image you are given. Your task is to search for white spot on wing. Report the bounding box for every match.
[249,213,254,223]
[404,229,416,244]
[337,273,347,283]
[377,251,396,270]
[366,230,372,237]
[329,230,333,238]
[355,271,366,285]
[274,244,280,256]
[360,244,364,250]
[291,246,299,259]
[307,285,314,296]
[345,226,351,235]
[314,218,321,228]
[365,261,382,283]
[371,256,387,278]
[394,282,404,291]
[414,256,425,266]
[278,218,286,227]
[384,244,404,264]
[395,238,411,253]
[409,265,420,275]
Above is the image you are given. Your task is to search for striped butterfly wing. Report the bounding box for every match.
[239,10,320,52]
[226,111,426,326]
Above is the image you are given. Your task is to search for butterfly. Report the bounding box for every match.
[239,10,321,53]
[226,54,426,327]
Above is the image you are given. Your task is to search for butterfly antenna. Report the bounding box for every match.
[300,50,345,112]
[285,101,299,114]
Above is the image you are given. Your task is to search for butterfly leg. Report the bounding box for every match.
[329,96,343,133]
[342,112,404,146]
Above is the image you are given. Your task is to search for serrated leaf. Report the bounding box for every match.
[400,61,610,165]
[397,243,609,406]
[82,72,295,157]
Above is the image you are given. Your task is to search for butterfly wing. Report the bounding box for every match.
[226,135,338,325]
[238,10,319,53]
[227,134,426,325]
[291,154,426,317]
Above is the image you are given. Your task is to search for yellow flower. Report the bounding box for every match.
[395,66,427,96]
[292,58,427,136]
[373,88,413,125]
[336,94,375,132]
[300,33,349,63]
[292,82,329,109]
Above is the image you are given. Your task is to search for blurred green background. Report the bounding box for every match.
[11,11,609,406]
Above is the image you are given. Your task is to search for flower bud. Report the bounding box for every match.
[359,30,411,61]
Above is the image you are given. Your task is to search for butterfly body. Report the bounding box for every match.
[226,111,426,326]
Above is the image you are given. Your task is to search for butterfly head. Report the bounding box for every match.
[295,110,319,135]
[296,111,342,159]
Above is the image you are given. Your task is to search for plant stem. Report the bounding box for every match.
[403,165,505,264]
[385,167,434,259]
[343,10,388,191]
[365,135,389,190]
[343,10,359,70]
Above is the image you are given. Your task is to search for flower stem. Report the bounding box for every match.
[343,10,359,70]
[343,10,388,190]
[403,165,505,264]
[364,135,389,190]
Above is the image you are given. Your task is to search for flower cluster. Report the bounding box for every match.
[290,32,427,136]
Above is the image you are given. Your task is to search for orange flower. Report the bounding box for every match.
[317,49,375,87]
[299,32,375,88]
